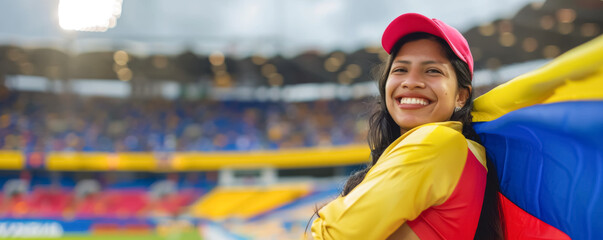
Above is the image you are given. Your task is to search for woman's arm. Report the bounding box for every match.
[311,123,468,240]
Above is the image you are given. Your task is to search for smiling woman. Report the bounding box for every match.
[310,13,502,240]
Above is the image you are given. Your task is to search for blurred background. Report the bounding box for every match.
[0,0,601,239]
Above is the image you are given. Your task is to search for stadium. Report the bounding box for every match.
[0,0,602,239]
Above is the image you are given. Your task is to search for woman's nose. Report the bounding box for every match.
[401,71,425,89]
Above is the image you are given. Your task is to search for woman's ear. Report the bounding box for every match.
[456,86,472,107]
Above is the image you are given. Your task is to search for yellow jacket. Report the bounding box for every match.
[311,121,487,239]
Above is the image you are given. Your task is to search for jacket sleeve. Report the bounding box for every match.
[311,124,468,240]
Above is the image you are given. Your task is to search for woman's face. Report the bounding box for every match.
[385,38,469,133]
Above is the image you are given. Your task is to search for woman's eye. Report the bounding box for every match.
[427,68,442,74]
[392,68,407,73]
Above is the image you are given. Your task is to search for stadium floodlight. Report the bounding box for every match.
[58,0,123,32]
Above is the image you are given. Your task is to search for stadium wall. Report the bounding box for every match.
[0,145,370,171]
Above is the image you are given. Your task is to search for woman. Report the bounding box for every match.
[311,13,502,239]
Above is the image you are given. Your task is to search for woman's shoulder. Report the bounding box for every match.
[379,121,469,165]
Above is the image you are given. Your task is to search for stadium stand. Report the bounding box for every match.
[0,171,345,239]
[0,87,374,238]
[0,91,370,153]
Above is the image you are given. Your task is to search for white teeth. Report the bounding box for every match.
[400,97,429,105]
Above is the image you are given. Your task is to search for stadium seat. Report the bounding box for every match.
[191,184,310,220]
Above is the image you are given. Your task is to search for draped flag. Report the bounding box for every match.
[472,35,603,239]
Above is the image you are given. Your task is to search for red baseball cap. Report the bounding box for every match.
[381,13,474,74]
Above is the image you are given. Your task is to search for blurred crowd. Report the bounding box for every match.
[0,90,372,152]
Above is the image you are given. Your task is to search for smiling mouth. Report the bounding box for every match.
[398,97,430,106]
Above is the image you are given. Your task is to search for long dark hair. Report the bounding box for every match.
[341,32,504,240]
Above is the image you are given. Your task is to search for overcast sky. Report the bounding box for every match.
[0,0,542,57]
